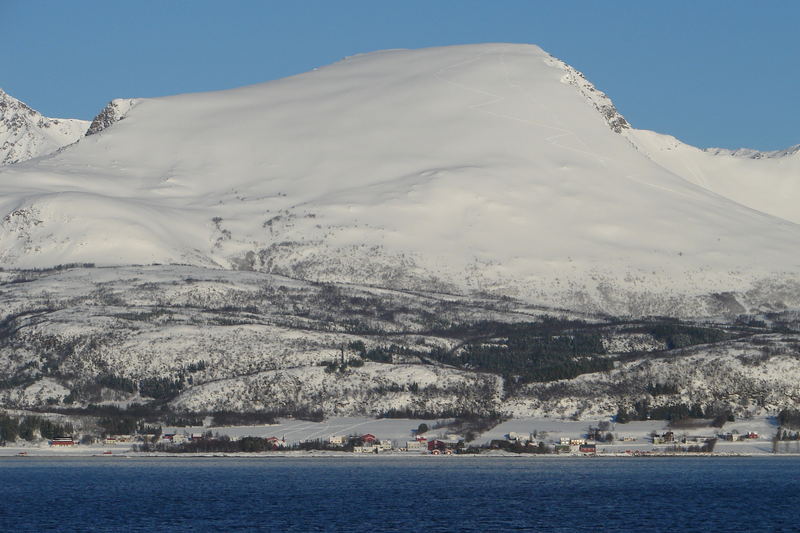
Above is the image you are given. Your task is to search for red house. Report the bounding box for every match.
[427,439,447,452]
[361,434,377,443]
[579,443,596,454]
[50,438,75,446]
[266,436,285,449]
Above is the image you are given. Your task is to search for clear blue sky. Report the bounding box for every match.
[2,0,797,151]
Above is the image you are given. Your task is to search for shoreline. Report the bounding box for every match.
[2,448,796,459]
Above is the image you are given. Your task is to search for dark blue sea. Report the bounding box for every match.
[1,456,798,532]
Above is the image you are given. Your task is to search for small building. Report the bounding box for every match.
[361,434,377,443]
[559,437,571,446]
[579,443,597,454]
[50,437,75,447]
[328,435,345,446]
[570,439,586,446]
[353,444,379,454]
[427,439,447,452]
[266,436,286,449]
[406,440,427,451]
[654,432,675,445]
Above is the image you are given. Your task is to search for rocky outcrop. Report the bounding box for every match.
[86,98,138,135]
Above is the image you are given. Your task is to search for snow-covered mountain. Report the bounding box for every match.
[0,89,89,165]
[0,44,797,317]
[625,129,800,224]
[2,43,800,422]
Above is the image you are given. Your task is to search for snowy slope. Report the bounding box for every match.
[0,44,798,315]
[1,264,799,419]
[0,89,88,165]
[626,129,800,224]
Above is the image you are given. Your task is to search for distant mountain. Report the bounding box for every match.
[0,44,796,316]
[625,129,800,224]
[0,89,88,165]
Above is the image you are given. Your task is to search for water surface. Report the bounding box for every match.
[1,456,797,531]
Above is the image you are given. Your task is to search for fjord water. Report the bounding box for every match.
[1,457,798,532]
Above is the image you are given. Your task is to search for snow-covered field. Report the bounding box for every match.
[166,416,440,443]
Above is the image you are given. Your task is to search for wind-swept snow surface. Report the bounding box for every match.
[0,44,797,315]
[625,129,800,225]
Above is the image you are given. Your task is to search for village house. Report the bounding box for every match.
[265,436,286,449]
[406,439,427,452]
[579,443,597,454]
[50,437,76,447]
[720,430,758,441]
[507,432,523,442]
[353,443,380,453]
[652,432,675,445]
[160,433,189,444]
[328,435,345,446]
[427,439,447,452]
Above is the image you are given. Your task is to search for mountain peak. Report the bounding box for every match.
[0,89,89,165]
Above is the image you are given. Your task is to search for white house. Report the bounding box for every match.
[406,440,427,451]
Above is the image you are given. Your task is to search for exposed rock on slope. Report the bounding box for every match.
[86,98,139,135]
